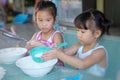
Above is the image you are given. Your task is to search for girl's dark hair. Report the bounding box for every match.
[35,1,57,18]
[74,9,112,36]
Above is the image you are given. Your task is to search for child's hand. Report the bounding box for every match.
[41,48,58,61]
[29,40,40,47]
[25,41,33,50]
[26,40,42,50]
[27,40,43,47]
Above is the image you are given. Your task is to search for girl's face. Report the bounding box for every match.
[76,21,100,45]
[36,10,56,33]
[77,28,95,45]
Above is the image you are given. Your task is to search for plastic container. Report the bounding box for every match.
[29,42,67,63]
[13,14,28,23]
[29,46,51,63]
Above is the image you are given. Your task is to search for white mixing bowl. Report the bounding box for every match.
[0,47,27,64]
[16,56,58,77]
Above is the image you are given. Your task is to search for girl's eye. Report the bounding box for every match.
[38,19,42,21]
[47,19,50,21]
[81,31,85,33]
[39,20,42,21]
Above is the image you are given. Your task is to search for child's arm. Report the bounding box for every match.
[25,33,37,50]
[53,32,63,45]
[29,32,37,40]
[42,46,106,69]
[64,42,81,56]
[52,32,64,50]
[26,32,47,50]
[53,32,81,55]
[62,48,106,69]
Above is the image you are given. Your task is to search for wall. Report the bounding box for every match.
[58,0,82,27]
[105,0,120,26]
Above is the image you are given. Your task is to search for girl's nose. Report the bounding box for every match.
[42,21,47,26]
[42,23,46,26]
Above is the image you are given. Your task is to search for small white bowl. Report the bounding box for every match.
[0,47,27,64]
[16,56,58,77]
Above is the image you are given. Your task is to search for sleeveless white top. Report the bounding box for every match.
[76,43,108,77]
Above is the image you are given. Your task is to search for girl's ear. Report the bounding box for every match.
[33,11,37,23]
[54,18,56,22]
[95,30,102,38]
